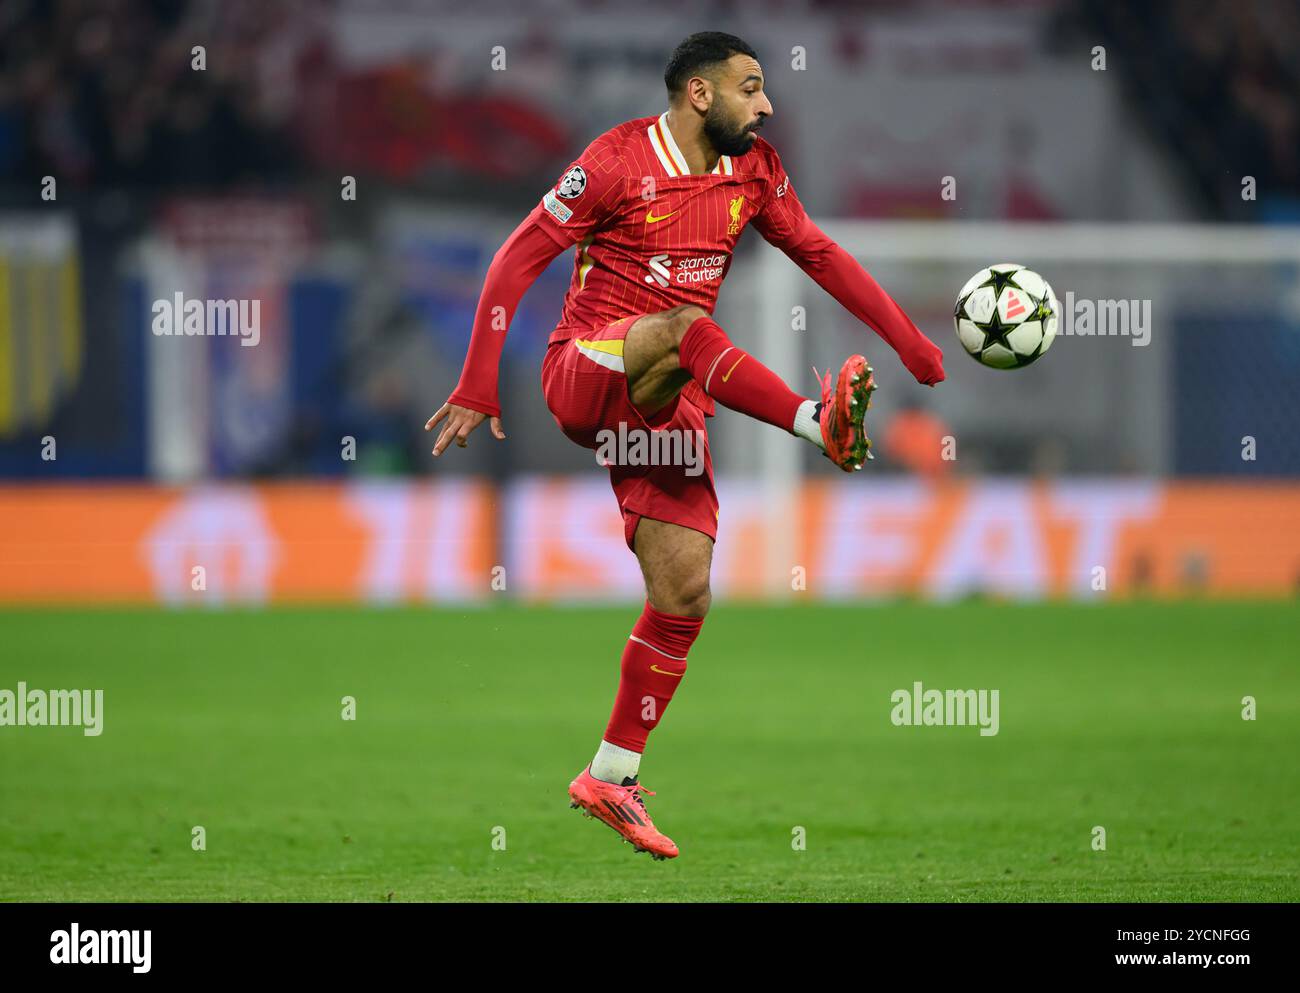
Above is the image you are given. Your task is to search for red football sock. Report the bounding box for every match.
[602,601,704,753]
[678,316,807,432]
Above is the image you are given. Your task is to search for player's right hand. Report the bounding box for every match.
[425,402,506,456]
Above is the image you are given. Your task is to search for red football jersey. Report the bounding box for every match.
[448,111,941,419]
[525,112,813,344]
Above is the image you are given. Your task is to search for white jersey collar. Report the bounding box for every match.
[648,111,733,177]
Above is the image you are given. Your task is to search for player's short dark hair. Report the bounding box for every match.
[664,32,759,99]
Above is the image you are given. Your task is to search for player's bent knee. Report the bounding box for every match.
[663,305,711,346]
[655,573,711,618]
[686,587,712,618]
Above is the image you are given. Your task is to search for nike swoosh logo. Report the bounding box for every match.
[645,208,676,224]
[650,665,682,677]
[721,354,746,382]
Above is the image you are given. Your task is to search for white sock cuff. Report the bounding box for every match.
[598,739,641,759]
[591,739,642,784]
[793,399,824,450]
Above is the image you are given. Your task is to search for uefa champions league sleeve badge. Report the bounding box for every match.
[557,165,588,199]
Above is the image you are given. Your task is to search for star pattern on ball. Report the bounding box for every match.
[1030,292,1055,322]
[977,308,1018,351]
[979,267,1024,298]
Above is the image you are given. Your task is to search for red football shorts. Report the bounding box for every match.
[541,314,719,552]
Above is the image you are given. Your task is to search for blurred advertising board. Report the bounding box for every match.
[1,479,1296,604]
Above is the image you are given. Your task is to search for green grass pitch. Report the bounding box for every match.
[1,602,1296,902]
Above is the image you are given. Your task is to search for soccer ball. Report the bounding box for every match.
[953,263,1059,369]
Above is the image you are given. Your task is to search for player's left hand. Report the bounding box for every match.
[425,402,506,456]
[904,339,946,387]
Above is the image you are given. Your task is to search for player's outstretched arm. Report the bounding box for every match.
[750,150,944,386]
[425,217,565,455]
[782,220,946,387]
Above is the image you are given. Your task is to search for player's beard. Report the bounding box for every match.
[703,103,760,157]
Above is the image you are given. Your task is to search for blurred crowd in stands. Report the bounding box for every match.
[0,0,313,191]
[1088,0,1299,219]
[1,0,1296,218]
